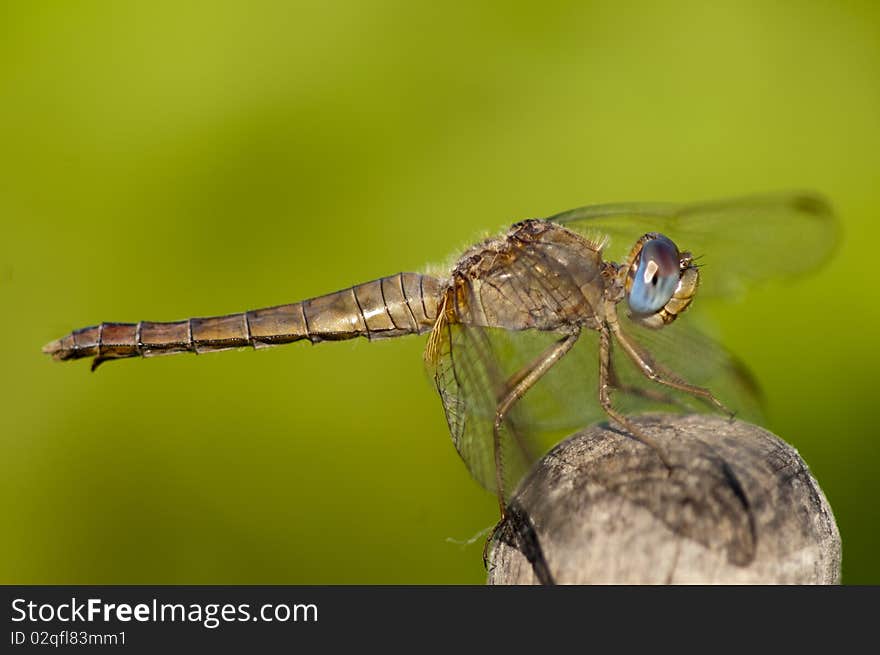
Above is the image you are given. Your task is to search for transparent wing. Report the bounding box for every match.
[442,326,605,433]
[467,313,765,431]
[426,315,763,500]
[549,191,838,299]
[428,320,562,501]
[611,312,765,423]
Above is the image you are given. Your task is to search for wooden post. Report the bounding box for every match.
[487,414,841,584]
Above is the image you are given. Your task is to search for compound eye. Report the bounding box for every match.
[627,236,681,316]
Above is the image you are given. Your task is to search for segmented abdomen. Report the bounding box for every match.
[43,273,443,370]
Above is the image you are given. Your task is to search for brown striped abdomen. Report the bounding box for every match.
[42,273,444,370]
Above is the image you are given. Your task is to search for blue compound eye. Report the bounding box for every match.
[628,236,681,316]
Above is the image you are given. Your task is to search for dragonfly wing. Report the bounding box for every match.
[612,311,765,423]
[428,321,604,500]
[481,312,764,430]
[549,191,837,299]
[428,317,761,500]
[429,321,531,499]
[477,326,606,432]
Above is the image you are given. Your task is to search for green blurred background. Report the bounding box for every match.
[2,1,877,583]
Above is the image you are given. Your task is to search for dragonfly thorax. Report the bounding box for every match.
[446,219,607,333]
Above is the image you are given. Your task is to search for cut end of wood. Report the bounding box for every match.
[487,414,841,585]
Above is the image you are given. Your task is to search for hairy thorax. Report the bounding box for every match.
[444,219,613,333]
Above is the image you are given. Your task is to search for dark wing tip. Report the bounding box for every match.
[786,191,841,265]
[787,192,835,220]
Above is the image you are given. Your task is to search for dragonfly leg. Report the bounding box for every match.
[607,351,690,409]
[598,326,673,470]
[483,518,502,569]
[492,332,580,515]
[482,499,555,584]
[606,315,734,418]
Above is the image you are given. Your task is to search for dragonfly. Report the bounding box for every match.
[43,192,836,517]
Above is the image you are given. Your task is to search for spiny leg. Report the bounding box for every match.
[491,332,580,516]
[598,326,673,470]
[607,316,733,417]
[467,325,539,486]
[483,331,580,567]
[606,350,690,409]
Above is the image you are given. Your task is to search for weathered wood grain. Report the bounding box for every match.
[487,414,841,584]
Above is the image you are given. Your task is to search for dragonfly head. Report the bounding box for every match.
[624,233,699,329]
